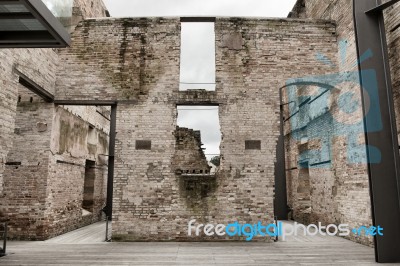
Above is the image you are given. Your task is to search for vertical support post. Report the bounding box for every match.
[105,105,117,221]
[3,222,6,255]
[354,0,400,262]
[274,88,288,220]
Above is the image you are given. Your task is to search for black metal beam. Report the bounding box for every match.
[354,0,400,262]
[14,68,54,102]
[54,100,117,106]
[180,17,216,23]
[105,105,117,220]
[274,86,288,220]
[366,0,400,14]
[0,31,56,43]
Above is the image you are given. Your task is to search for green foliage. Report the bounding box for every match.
[210,156,220,167]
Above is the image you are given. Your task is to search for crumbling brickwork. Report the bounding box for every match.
[0,48,58,197]
[286,0,400,246]
[56,16,337,241]
[173,127,210,175]
[1,0,398,245]
[0,0,110,240]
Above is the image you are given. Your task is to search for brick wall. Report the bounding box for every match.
[173,127,211,174]
[216,17,338,241]
[57,17,337,241]
[0,0,110,240]
[285,0,399,246]
[0,47,58,198]
[1,101,54,240]
[45,107,108,239]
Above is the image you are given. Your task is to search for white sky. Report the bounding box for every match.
[102,0,297,160]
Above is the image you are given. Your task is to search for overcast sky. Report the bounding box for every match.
[103,0,297,160]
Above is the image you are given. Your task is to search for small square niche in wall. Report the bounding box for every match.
[245,140,261,150]
[136,140,152,150]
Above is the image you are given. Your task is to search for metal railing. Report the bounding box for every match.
[0,222,7,257]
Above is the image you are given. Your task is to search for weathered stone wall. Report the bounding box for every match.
[173,127,210,174]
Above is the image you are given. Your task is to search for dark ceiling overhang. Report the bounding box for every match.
[0,0,71,48]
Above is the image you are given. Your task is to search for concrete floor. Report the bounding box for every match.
[0,221,398,265]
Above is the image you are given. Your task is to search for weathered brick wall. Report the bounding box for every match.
[287,0,387,246]
[173,127,210,174]
[1,102,109,240]
[1,101,54,240]
[56,17,180,101]
[60,0,109,33]
[216,17,337,240]
[0,0,110,240]
[74,0,108,18]
[45,107,108,238]
[58,17,337,241]
[0,48,58,198]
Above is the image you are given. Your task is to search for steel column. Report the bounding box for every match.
[274,88,288,220]
[105,105,117,220]
[354,0,400,262]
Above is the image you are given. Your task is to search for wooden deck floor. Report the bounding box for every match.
[45,221,107,244]
[0,221,398,265]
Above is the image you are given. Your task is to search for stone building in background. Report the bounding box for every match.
[0,0,399,246]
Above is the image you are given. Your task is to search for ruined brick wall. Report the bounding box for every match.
[0,48,58,201]
[216,17,338,240]
[2,101,54,240]
[56,17,337,241]
[286,0,394,246]
[60,0,109,33]
[1,102,109,240]
[288,0,306,18]
[0,0,110,240]
[73,0,109,18]
[44,107,108,238]
[173,127,210,174]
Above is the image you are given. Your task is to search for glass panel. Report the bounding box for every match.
[41,0,73,18]
[0,19,46,31]
[0,4,29,13]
